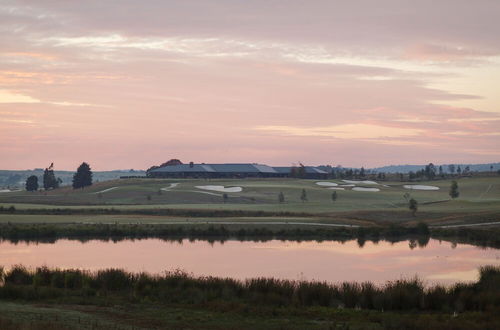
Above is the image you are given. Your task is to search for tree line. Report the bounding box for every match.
[25,162,93,191]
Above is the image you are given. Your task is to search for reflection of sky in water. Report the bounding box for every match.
[0,239,499,285]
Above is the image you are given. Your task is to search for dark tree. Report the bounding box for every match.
[278,191,285,203]
[449,181,459,199]
[146,159,183,174]
[408,198,418,216]
[298,163,306,178]
[72,162,93,189]
[424,163,436,180]
[43,163,59,190]
[331,191,337,202]
[360,167,365,177]
[457,166,462,175]
[25,175,38,192]
[300,189,308,202]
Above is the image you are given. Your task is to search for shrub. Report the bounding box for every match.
[4,265,32,285]
[95,269,132,291]
[33,266,52,287]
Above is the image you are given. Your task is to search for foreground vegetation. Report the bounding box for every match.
[0,265,499,329]
[0,176,498,328]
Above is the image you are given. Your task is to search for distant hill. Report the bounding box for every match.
[0,169,145,188]
[370,163,500,174]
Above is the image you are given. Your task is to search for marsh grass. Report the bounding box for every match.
[1,265,499,313]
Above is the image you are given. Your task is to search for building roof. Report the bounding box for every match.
[210,163,277,173]
[150,163,279,174]
[273,166,328,174]
[149,164,216,173]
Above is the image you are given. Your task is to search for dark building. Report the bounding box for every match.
[148,163,328,179]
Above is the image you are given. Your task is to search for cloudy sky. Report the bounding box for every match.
[1,0,499,170]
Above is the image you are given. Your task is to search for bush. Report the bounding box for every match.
[383,277,424,310]
[4,265,32,285]
[95,269,132,291]
[33,266,52,287]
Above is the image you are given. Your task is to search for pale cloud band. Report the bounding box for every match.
[0,0,499,169]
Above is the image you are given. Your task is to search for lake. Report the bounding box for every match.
[1,238,499,285]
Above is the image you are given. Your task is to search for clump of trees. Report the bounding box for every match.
[43,163,61,190]
[449,181,459,199]
[72,162,93,189]
[25,175,38,192]
[146,159,183,174]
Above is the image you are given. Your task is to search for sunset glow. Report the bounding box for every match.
[1,1,499,169]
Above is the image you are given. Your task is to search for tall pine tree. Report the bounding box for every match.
[43,163,59,190]
[72,162,93,189]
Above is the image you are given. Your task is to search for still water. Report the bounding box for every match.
[1,238,499,285]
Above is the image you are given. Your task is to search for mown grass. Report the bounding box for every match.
[1,177,498,218]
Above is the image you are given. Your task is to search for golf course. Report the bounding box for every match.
[1,176,499,228]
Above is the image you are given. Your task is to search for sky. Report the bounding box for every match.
[1,0,499,170]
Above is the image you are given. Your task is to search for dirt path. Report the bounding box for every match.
[432,221,500,228]
[479,184,493,199]
[92,187,118,194]
[153,220,359,228]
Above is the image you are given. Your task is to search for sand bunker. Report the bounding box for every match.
[316,182,338,187]
[343,180,378,185]
[352,187,380,192]
[161,183,179,191]
[196,185,242,193]
[403,185,439,191]
[339,184,355,187]
[328,187,345,190]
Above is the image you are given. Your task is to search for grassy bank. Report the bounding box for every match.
[0,265,499,329]
[2,221,500,249]
[0,222,432,244]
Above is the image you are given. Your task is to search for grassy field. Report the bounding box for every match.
[4,300,496,330]
[0,176,499,227]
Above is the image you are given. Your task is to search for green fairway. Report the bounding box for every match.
[1,176,499,226]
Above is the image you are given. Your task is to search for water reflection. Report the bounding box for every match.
[0,238,498,285]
